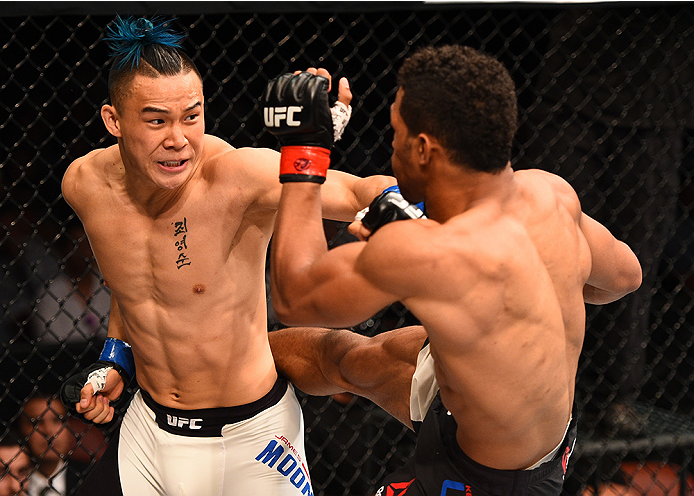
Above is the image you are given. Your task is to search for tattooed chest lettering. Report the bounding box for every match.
[173,218,191,269]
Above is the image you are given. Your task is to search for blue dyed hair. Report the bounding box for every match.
[106,16,183,71]
[105,16,201,110]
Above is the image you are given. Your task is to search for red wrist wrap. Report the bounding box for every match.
[279,146,331,184]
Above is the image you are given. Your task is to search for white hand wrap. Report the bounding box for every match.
[331,101,352,142]
[354,206,369,222]
[86,365,113,394]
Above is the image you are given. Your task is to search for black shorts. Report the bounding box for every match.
[378,396,577,496]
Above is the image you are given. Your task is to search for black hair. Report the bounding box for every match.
[397,45,518,173]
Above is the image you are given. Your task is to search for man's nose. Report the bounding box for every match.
[164,124,188,149]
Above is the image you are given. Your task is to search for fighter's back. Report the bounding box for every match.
[368,168,591,470]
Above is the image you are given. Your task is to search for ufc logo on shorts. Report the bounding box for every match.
[166,414,203,430]
[264,106,302,127]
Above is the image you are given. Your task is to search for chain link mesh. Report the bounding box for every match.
[1,4,693,495]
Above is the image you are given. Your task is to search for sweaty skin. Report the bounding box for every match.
[270,89,642,471]
[62,69,393,421]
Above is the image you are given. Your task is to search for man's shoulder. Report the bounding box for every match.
[204,135,278,162]
[201,137,281,193]
[361,218,446,271]
[63,146,119,203]
[515,168,581,215]
[66,145,120,178]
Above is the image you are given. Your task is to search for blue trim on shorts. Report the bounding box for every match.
[140,376,288,437]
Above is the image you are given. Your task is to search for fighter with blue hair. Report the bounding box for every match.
[60,16,398,495]
[106,16,184,69]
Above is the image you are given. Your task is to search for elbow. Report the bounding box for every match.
[624,266,643,296]
[611,263,643,301]
[271,290,311,327]
[613,245,643,298]
[623,251,643,295]
[270,266,307,325]
[584,260,642,305]
[271,292,297,325]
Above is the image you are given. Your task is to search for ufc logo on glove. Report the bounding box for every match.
[261,71,352,183]
[264,106,303,127]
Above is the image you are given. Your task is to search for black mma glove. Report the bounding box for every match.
[359,186,426,237]
[261,72,333,184]
[60,362,118,416]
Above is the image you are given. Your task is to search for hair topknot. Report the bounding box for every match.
[105,16,184,70]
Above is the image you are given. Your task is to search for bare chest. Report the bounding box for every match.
[82,196,270,303]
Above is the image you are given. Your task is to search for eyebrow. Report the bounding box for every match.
[141,101,202,114]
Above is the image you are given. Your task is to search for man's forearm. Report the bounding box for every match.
[354,175,397,210]
[320,172,396,222]
[271,182,328,321]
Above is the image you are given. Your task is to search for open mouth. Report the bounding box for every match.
[158,160,188,170]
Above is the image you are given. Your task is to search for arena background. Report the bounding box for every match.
[1,2,693,494]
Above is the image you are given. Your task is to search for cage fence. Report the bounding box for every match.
[1,3,694,495]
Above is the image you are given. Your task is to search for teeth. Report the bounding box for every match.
[161,161,184,167]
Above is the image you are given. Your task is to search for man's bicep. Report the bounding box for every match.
[271,242,397,327]
[269,325,424,428]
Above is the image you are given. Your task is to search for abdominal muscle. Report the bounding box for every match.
[115,288,278,410]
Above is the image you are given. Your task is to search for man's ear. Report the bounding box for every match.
[416,133,450,170]
[101,104,122,138]
[414,133,435,166]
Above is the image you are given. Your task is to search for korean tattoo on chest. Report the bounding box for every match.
[172,218,191,269]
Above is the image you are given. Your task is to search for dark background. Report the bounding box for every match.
[1,3,693,494]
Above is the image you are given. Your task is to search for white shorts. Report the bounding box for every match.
[410,342,438,429]
[79,378,313,496]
